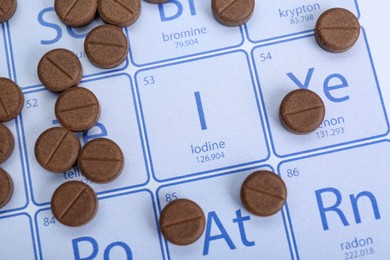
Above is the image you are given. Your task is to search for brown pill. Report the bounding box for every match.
[35,127,80,173]
[0,168,13,209]
[38,48,83,92]
[241,170,287,217]
[0,77,24,122]
[159,199,205,245]
[54,0,97,28]
[84,25,128,69]
[55,87,100,132]
[279,89,325,134]
[51,181,98,227]
[98,0,141,28]
[212,0,255,27]
[0,123,14,164]
[0,0,17,24]
[144,0,168,4]
[315,8,360,53]
[78,138,124,183]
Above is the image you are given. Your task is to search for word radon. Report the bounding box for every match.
[162,27,207,42]
[341,237,373,251]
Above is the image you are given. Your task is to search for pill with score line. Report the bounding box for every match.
[78,138,124,184]
[51,181,98,227]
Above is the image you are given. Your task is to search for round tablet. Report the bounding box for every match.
[55,87,100,132]
[84,25,128,69]
[98,0,141,28]
[78,138,124,183]
[0,77,24,122]
[54,0,97,28]
[315,8,360,53]
[51,181,98,227]
[241,170,287,217]
[143,0,168,4]
[0,123,14,164]
[35,127,80,173]
[279,89,325,134]
[0,0,17,24]
[212,0,255,27]
[0,168,13,209]
[159,199,205,245]
[38,48,83,92]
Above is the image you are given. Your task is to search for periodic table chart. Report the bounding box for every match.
[1,0,390,259]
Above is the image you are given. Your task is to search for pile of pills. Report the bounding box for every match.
[0,76,23,211]
[0,0,361,248]
[0,0,21,209]
[33,0,148,226]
